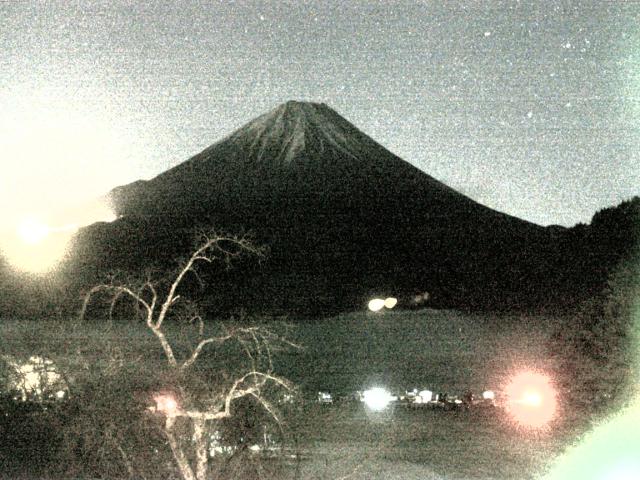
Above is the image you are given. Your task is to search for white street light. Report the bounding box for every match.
[362,387,394,411]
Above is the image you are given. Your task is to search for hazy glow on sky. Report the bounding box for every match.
[1,88,137,216]
[0,87,125,272]
[0,199,116,274]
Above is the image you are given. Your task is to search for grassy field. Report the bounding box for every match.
[287,401,576,480]
[275,309,580,479]
[0,309,590,479]
[277,309,559,396]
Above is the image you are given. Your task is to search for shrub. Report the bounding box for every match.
[550,254,639,415]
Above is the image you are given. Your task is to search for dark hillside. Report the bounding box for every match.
[548,197,640,307]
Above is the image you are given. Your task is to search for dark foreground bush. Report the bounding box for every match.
[53,366,178,479]
[0,394,65,477]
[0,368,177,479]
[549,255,639,416]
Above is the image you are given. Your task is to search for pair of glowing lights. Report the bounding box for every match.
[368,297,398,312]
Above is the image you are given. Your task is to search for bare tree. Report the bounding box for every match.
[80,233,299,480]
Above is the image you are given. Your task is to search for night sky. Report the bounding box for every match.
[2,1,639,228]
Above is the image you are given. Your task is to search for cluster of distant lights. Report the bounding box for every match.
[360,387,495,411]
[107,373,640,479]
[358,370,557,430]
[3,355,68,401]
[13,359,577,470]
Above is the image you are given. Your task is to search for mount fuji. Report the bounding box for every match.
[70,101,559,314]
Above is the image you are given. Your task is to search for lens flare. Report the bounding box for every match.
[2,217,70,274]
[544,290,640,479]
[543,399,640,479]
[504,370,557,428]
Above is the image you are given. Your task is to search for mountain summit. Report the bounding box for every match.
[81,101,553,314]
[111,100,463,217]
[226,101,365,166]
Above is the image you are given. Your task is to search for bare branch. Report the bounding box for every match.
[154,233,262,330]
[139,279,158,318]
[191,255,213,264]
[149,325,178,368]
[156,236,221,328]
[79,284,152,323]
[180,334,233,370]
[77,231,291,480]
[192,418,208,480]
[248,391,281,424]
[189,314,204,336]
[179,371,292,423]
[107,289,126,324]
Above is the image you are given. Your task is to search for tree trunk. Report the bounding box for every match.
[165,417,196,480]
[193,417,209,480]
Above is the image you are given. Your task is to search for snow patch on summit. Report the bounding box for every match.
[228,101,361,166]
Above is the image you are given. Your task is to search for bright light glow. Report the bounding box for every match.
[1,200,117,274]
[153,393,180,417]
[368,298,385,312]
[317,391,333,403]
[1,88,141,219]
[543,398,640,480]
[2,220,72,274]
[602,460,640,480]
[418,389,433,402]
[384,297,398,309]
[504,370,557,429]
[482,390,495,400]
[362,387,393,411]
[17,217,50,244]
[2,355,68,401]
[0,88,138,273]
[522,391,542,407]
